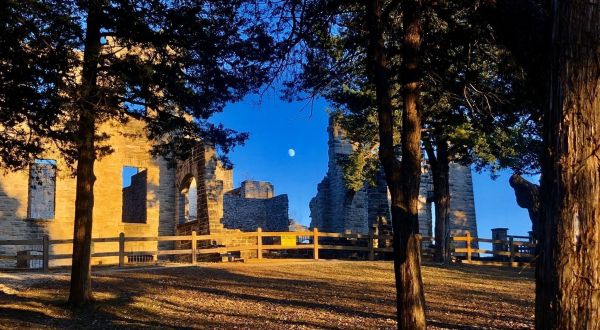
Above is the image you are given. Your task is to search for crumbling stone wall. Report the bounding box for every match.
[418,168,434,238]
[122,170,148,223]
[27,162,57,220]
[448,163,478,237]
[234,180,274,199]
[310,117,478,245]
[222,181,289,232]
[0,114,292,266]
[0,118,177,266]
[174,145,233,236]
[175,159,289,258]
[309,118,385,234]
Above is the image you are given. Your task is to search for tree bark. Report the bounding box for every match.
[508,174,540,239]
[68,0,103,307]
[366,0,427,329]
[536,0,600,328]
[482,1,600,328]
[425,137,450,263]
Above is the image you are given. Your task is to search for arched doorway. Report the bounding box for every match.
[178,176,197,224]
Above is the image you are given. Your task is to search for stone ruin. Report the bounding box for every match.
[222,181,289,232]
[174,144,289,238]
[0,114,478,266]
[0,118,289,266]
[310,117,479,245]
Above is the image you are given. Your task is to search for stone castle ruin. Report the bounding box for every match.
[310,118,479,243]
[0,118,288,266]
[0,114,478,267]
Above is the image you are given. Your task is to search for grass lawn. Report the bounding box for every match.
[0,260,534,329]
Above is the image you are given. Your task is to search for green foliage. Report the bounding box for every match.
[341,146,380,192]
[420,0,542,175]
[0,0,81,170]
[282,1,400,191]
[451,119,542,177]
[0,0,276,170]
[283,0,542,182]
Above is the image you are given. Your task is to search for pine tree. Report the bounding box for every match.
[482,1,600,327]
[0,0,274,306]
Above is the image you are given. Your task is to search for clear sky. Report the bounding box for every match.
[212,90,538,239]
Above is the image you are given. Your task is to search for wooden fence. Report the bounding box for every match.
[453,231,536,266]
[0,229,535,272]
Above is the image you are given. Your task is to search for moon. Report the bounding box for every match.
[288,148,296,157]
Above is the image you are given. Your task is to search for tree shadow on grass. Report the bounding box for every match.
[424,261,535,281]
[0,263,533,329]
[0,265,396,329]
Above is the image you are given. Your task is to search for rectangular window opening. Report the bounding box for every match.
[122,166,147,223]
[27,159,57,220]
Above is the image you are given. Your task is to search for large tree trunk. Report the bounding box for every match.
[536,0,600,328]
[425,138,450,263]
[508,174,540,239]
[366,0,427,328]
[482,1,600,328]
[68,0,103,307]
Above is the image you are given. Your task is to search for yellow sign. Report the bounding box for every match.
[281,235,297,247]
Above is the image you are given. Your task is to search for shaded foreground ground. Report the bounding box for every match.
[0,260,534,329]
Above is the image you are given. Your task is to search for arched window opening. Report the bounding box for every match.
[179,177,197,223]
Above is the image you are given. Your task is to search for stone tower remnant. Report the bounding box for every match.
[310,117,478,244]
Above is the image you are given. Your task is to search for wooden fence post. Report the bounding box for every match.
[313,227,319,260]
[191,231,197,265]
[466,231,472,262]
[42,235,49,272]
[118,232,125,267]
[368,226,375,261]
[509,236,515,263]
[257,227,263,260]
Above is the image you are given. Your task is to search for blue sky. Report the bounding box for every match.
[212,91,537,239]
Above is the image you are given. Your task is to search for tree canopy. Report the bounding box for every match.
[1,0,279,306]
[0,0,276,170]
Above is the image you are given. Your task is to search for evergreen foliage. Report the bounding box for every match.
[0,0,277,306]
[0,0,275,169]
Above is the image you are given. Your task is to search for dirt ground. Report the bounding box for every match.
[0,260,534,329]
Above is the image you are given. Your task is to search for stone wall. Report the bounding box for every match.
[174,145,234,236]
[174,164,289,256]
[0,115,292,265]
[238,180,274,199]
[309,117,386,234]
[27,162,57,220]
[221,181,289,232]
[418,168,434,238]
[448,164,478,236]
[310,117,478,245]
[310,117,389,235]
[0,118,177,266]
[122,170,148,223]
[367,169,391,232]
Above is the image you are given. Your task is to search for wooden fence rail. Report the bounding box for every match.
[0,229,534,271]
[452,231,536,266]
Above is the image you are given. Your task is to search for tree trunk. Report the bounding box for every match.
[68,0,103,307]
[396,1,426,326]
[537,0,600,328]
[508,174,540,239]
[366,0,427,328]
[425,138,450,263]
